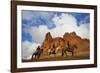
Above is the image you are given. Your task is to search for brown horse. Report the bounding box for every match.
[48,37,65,56]
[48,44,56,55]
[62,41,77,56]
[31,46,43,60]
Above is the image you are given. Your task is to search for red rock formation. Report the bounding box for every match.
[41,32,53,50]
[63,32,81,46]
[51,37,65,49]
[41,32,89,53]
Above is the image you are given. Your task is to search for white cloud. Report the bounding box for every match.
[51,13,77,37]
[76,23,89,38]
[22,40,40,60]
[25,13,89,43]
[27,25,49,43]
[51,13,89,38]
[52,13,77,27]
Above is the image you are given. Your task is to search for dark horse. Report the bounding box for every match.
[31,46,43,60]
[48,45,56,55]
[62,41,77,56]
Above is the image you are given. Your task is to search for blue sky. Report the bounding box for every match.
[22,10,90,43]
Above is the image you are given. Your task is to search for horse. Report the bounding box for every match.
[48,48,56,55]
[31,46,43,60]
[48,45,56,55]
[62,42,77,56]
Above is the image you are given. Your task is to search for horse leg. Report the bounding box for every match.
[31,55,33,60]
[65,51,67,56]
[72,51,74,56]
[53,51,56,56]
[31,54,35,60]
[61,53,63,56]
[62,50,64,56]
[49,52,51,55]
[37,55,40,60]
[37,53,41,59]
[35,55,37,60]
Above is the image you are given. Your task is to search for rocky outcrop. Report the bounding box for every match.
[41,32,53,50]
[63,32,81,46]
[41,32,89,53]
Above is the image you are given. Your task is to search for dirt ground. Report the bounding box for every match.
[22,50,90,62]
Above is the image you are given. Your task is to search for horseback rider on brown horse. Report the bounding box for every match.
[62,41,77,56]
[31,46,43,60]
[48,44,56,55]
